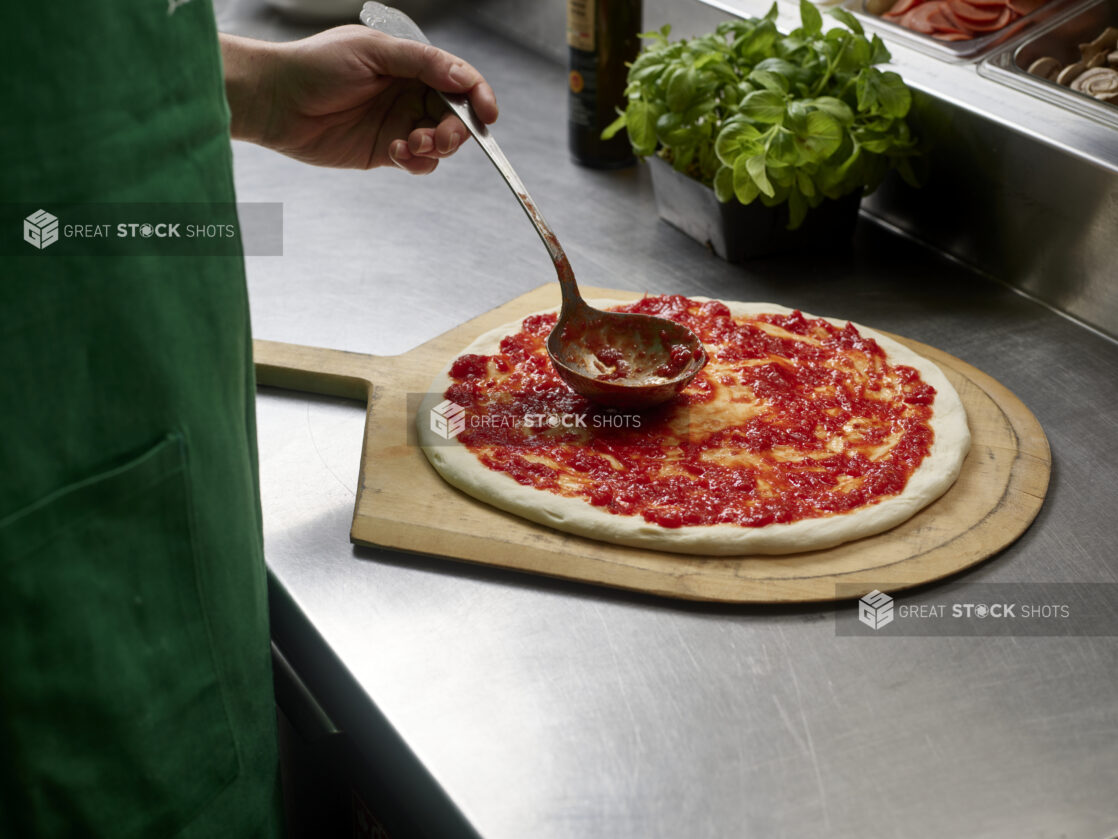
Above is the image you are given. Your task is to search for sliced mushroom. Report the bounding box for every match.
[1069,66,1118,103]
[1056,61,1087,86]
[1079,27,1118,60]
[1108,49,1118,68]
[1088,50,1109,69]
[1077,26,1118,59]
[1027,56,1063,79]
[1090,26,1118,51]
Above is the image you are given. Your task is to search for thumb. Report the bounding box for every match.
[355,28,499,124]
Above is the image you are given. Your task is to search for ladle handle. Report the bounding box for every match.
[359,2,581,311]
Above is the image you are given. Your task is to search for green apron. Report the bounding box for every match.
[0,2,283,836]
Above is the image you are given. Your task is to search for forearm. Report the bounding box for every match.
[219,33,278,144]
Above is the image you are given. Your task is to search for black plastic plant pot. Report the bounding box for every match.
[647,154,862,262]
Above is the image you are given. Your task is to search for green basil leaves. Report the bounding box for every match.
[602,0,920,229]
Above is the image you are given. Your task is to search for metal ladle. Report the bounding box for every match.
[360,3,707,410]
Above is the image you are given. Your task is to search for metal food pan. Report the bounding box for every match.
[979,0,1118,126]
[843,0,1087,61]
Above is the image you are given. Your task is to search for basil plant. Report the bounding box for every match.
[603,0,920,229]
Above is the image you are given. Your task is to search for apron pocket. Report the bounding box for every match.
[0,432,239,838]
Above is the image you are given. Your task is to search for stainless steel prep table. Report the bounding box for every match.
[225,9,1118,838]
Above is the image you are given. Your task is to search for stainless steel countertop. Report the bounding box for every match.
[229,12,1118,839]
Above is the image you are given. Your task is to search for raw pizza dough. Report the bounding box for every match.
[417,298,970,556]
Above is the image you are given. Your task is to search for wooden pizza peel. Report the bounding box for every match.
[253,285,1051,603]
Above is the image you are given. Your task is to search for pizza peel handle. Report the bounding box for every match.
[253,339,378,402]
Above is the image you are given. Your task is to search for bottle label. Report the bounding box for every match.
[568,48,597,129]
[567,0,595,51]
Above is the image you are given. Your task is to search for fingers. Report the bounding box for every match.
[398,119,462,165]
[377,82,432,170]
[410,92,465,159]
[371,81,462,174]
[462,79,499,126]
[408,128,436,156]
[390,122,467,173]
[389,139,438,175]
[354,28,499,125]
[415,88,464,157]
[433,114,465,156]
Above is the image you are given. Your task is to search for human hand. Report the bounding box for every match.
[221,27,498,173]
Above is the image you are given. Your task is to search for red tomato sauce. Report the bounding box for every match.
[443,296,936,529]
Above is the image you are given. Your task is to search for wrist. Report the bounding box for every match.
[219,33,279,145]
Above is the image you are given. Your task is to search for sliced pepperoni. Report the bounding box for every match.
[949,0,1002,23]
[962,6,1015,30]
[900,1,945,33]
[928,5,968,32]
[890,0,1023,38]
[884,0,922,18]
[938,3,976,31]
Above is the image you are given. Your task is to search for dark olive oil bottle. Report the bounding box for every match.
[567,0,641,168]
